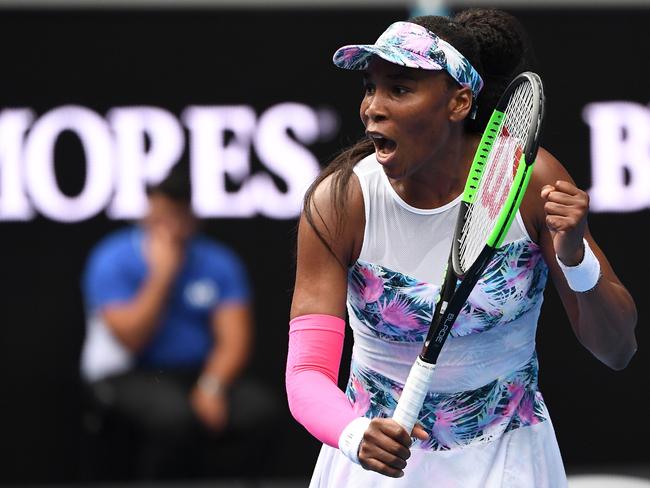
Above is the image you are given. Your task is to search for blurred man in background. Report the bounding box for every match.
[80,166,274,480]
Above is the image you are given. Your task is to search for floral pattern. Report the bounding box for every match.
[348,261,438,341]
[347,238,547,342]
[333,21,484,117]
[345,238,550,450]
[346,354,548,451]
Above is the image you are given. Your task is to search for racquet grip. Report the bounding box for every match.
[392,357,436,435]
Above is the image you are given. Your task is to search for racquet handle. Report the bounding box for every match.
[392,357,436,435]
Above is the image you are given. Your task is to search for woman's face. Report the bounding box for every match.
[360,57,459,179]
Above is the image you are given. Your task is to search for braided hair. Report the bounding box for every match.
[451,8,537,132]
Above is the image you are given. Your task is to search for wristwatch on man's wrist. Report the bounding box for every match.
[197,373,224,397]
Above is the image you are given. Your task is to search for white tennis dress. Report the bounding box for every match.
[309,154,567,487]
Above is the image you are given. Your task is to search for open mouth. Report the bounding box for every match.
[368,132,397,156]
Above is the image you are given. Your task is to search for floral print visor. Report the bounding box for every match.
[333,21,484,118]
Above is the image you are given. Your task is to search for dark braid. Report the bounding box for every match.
[410,10,536,132]
[453,8,537,132]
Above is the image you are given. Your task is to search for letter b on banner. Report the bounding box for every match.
[583,101,650,212]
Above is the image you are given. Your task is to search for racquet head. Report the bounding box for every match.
[452,71,545,277]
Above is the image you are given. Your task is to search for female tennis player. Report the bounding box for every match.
[286,9,637,487]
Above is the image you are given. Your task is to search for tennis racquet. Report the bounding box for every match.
[392,71,546,435]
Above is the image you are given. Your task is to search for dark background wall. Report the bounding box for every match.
[0,6,647,484]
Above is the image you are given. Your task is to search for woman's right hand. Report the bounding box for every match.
[358,418,429,478]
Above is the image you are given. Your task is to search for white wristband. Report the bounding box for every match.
[338,417,371,465]
[556,238,601,292]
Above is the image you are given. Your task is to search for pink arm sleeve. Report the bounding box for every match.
[285,313,358,448]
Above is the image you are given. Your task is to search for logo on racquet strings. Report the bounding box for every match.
[479,129,520,221]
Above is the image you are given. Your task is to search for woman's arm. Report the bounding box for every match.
[287,173,426,477]
[290,173,361,321]
[525,148,637,370]
[287,171,365,444]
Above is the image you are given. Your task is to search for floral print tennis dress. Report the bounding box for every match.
[309,154,567,487]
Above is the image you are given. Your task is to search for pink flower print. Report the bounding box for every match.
[506,244,539,280]
[430,404,472,449]
[503,259,530,288]
[401,36,435,56]
[351,377,371,416]
[503,277,529,304]
[502,381,526,418]
[341,48,360,62]
[378,296,420,330]
[517,392,540,426]
[360,267,384,304]
[525,249,541,268]
[503,261,532,290]
[482,405,506,433]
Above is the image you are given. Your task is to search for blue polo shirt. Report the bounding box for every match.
[82,227,250,369]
